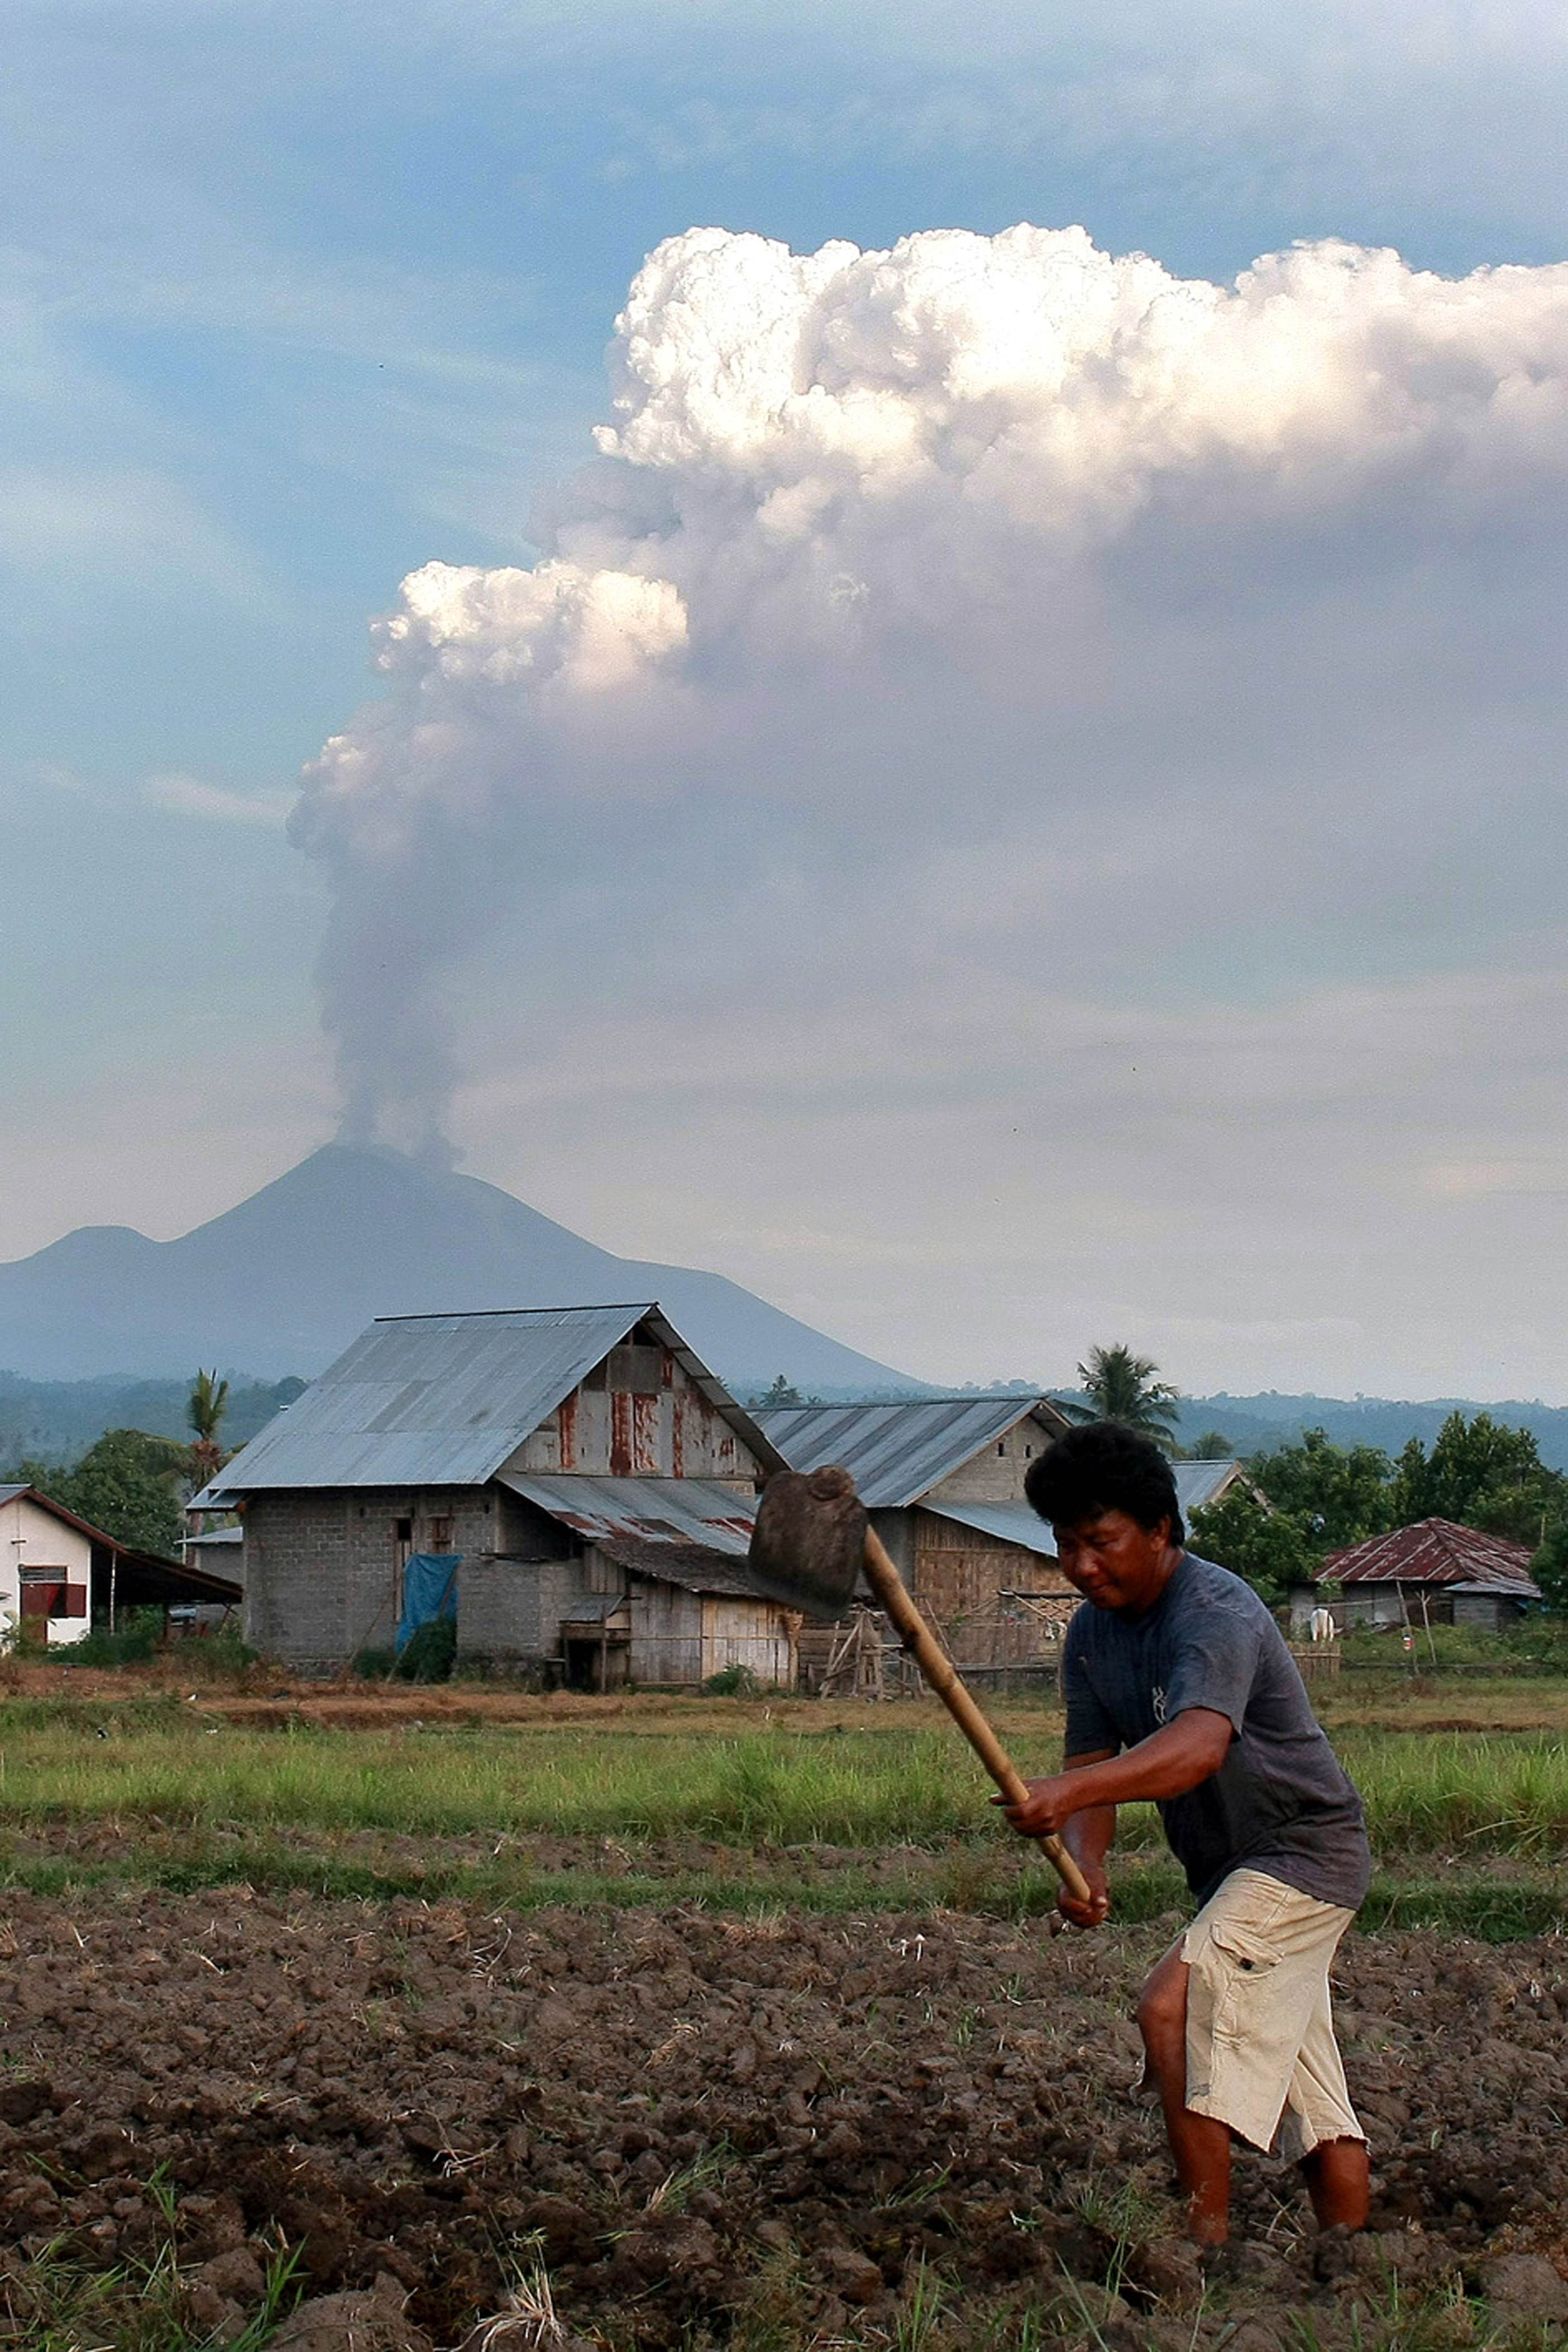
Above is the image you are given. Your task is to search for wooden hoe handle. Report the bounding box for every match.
[860,1529,1093,1909]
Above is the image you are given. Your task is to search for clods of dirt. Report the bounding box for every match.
[1477,2251,1568,2320]
[270,2273,434,2351]
[0,1886,1564,2345]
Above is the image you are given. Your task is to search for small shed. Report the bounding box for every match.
[0,1484,242,1645]
[501,1476,797,1688]
[754,1397,1075,1672]
[1304,1518,1540,1634]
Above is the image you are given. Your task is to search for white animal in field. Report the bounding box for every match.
[1308,1606,1338,1643]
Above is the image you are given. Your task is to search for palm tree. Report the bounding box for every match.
[1180,1429,1234,1461]
[1060,1344,1182,1451]
[187,1368,231,1494]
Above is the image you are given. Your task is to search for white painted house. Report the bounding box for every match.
[0,1484,243,1647]
[0,1485,93,1645]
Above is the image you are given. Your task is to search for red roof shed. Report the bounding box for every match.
[1314,1519,1540,1629]
[1318,1518,1538,1592]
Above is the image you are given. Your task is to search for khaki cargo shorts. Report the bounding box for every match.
[1180,1867,1365,2160]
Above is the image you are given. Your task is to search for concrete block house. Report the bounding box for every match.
[195,1304,796,1684]
[753,1396,1077,1672]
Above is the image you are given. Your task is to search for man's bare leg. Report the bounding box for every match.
[1302,2136,1370,2231]
[1137,1945,1232,2244]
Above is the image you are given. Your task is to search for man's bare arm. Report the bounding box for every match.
[1001,1709,1234,1842]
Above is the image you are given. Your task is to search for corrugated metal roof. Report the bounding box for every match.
[1173,1461,1248,1516]
[197,1304,785,1500]
[921,1499,1060,1560]
[503,1473,779,1599]
[753,1397,1064,1507]
[499,1472,758,1557]
[1320,1518,1538,1590]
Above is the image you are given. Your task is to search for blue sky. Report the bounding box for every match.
[5,2,1568,1395]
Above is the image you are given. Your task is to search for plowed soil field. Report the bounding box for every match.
[2,1885,1566,2349]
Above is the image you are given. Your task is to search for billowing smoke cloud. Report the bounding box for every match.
[291,222,1568,1151]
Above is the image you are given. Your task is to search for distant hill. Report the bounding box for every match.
[7,1146,1564,1471]
[0,1143,924,1402]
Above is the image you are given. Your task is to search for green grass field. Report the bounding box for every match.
[0,1682,1562,1938]
[1,1700,1565,1851]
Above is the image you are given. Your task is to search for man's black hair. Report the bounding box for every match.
[1024,1421,1185,1544]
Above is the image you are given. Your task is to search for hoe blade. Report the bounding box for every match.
[747,1467,868,1617]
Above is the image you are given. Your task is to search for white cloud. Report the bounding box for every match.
[274,214,1568,1395]
[292,218,1568,1136]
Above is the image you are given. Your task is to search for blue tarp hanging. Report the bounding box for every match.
[396,1553,460,1652]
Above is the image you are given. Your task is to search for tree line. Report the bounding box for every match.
[2,1371,236,1559]
[14,1341,1566,1610]
[1063,1341,1568,1611]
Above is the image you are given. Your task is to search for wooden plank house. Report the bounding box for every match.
[754,1396,1076,1677]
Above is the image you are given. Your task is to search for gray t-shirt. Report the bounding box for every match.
[1063,1550,1371,1910]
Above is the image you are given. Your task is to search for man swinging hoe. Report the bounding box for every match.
[1003,1423,1371,2248]
[745,1418,1370,2250]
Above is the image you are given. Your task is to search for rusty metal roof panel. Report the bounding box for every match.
[753,1397,1064,1507]
[603,1539,771,1597]
[499,1472,758,1557]
[1320,1518,1538,1589]
[201,1304,653,1494]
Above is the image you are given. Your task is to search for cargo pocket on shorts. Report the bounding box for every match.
[1198,1915,1283,2048]
[1207,1916,1282,1974]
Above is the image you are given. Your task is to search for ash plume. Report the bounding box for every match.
[290,222,1568,1148]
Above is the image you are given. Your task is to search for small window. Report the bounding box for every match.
[997,1442,1006,1457]
[395,1518,413,1544]
[607,1344,662,1395]
[429,1516,454,1553]
[1025,1445,1033,1458]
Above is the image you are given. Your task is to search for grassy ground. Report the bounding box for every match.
[1,1683,1564,1846]
[0,2228,302,2351]
[0,1673,1562,1938]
